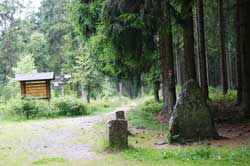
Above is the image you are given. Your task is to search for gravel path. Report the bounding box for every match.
[14,102,137,162]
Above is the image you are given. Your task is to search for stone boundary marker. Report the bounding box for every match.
[116,110,125,120]
[107,111,128,149]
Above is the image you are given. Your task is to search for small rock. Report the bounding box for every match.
[136,127,145,129]
[154,141,168,146]
[128,131,134,136]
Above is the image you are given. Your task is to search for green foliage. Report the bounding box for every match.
[0,80,19,101]
[37,0,72,73]
[13,53,37,74]
[144,97,163,106]
[128,103,165,131]
[141,103,163,114]
[52,96,87,116]
[0,18,35,78]
[26,32,50,72]
[0,95,130,120]
[72,45,103,101]
[2,98,52,120]
[209,87,237,107]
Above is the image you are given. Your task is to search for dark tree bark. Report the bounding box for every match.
[239,0,250,116]
[87,85,90,103]
[175,37,182,86]
[182,3,197,82]
[197,0,209,99]
[218,0,228,95]
[227,43,233,89]
[195,7,201,86]
[236,0,242,104]
[159,1,176,116]
[153,80,160,103]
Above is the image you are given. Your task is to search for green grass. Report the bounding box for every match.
[119,146,250,166]
[86,96,130,115]
[33,157,66,164]
[208,87,237,108]
[128,99,166,131]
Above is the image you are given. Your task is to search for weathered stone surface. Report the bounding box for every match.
[107,120,128,148]
[116,111,125,120]
[169,80,218,143]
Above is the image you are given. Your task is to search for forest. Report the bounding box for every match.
[0,0,250,165]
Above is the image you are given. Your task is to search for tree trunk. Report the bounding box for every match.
[218,0,228,95]
[227,43,233,89]
[197,0,209,99]
[239,0,250,116]
[182,3,197,82]
[206,45,210,87]
[175,37,182,86]
[87,85,90,103]
[159,2,176,116]
[236,0,242,104]
[195,6,201,86]
[119,82,123,96]
[141,74,145,96]
[153,80,160,103]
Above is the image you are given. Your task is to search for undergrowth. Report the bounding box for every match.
[0,96,130,120]
[128,98,166,131]
[208,87,237,107]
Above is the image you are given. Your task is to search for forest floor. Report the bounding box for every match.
[0,100,250,166]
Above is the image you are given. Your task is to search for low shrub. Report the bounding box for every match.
[144,97,163,106]
[141,103,163,114]
[51,97,87,116]
[2,98,52,120]
[209,87,237,107]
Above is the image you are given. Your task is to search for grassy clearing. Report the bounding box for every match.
[80,122,250,166]
[121,146,250,165]
[128,97,166,131]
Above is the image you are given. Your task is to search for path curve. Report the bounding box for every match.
[23,102,137,162]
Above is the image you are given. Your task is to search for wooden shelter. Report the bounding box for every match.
[15,72,55,100]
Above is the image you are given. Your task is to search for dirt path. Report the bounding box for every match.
[0,102,137,165]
